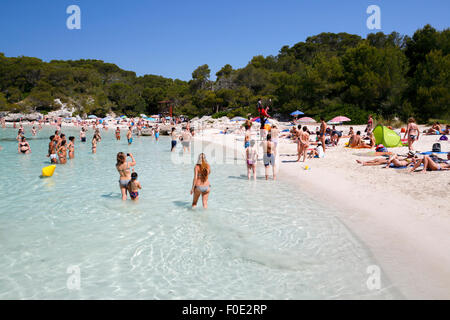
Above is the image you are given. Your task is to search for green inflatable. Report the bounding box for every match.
[373,125,403,147]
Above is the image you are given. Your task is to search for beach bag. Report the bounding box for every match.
[432,143,441,152]
[440,135,448,141]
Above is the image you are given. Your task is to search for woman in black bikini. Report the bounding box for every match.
[191,153,211,209]
[116,152,136,200]
[18,137,31,154]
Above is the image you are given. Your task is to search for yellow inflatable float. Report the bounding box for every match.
[42,165,56,177]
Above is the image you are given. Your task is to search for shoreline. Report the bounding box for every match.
[193,128,450,300]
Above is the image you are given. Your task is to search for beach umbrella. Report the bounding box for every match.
[231,116,246,121]
[165,116,171,120]
[88,115,97,119]
[120,115,127,118]
[298,117,316,123]
[290,110,304,116]
[331,116,351,123]
[147,118,157,122]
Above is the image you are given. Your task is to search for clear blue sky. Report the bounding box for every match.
[0,0,449,80]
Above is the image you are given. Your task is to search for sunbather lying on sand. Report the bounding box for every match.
[409,154,450,172]
[384,152,416,168]
[356,157,389,166]
[423,122,442,135]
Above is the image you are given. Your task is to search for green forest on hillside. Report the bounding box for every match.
[0,24,449,124]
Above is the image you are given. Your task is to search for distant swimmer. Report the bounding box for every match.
[191,153,211,209]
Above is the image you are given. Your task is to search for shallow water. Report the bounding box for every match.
[0,125,400,299]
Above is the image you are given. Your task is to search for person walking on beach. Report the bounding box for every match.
[404,117,420,151]
[127,172,142,201]
[298,126,310,162]
[263,134,276,180]
[127,127,133,145]
[68,136,75,159]
[246,140,258,180]
[366,115,374,133]
[115,127,121,140]
[171,128,178,152]
[18,137,31,154]
[319,117,327,153]
[191,153,211,209]
[116,152,136,201]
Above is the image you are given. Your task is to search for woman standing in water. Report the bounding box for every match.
[116,152,136,200]
[190,153,211,209]
[67,136,75,159]
[57,140,67,164]
[18,137,31,154]
[92,135,97,154]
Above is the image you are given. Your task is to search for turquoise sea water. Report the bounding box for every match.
[0,125,400,299]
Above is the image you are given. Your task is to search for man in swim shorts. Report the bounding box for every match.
[181,127,192,153]
[171,127,177,151]
[263,134,276,180]
[127,127,133,144]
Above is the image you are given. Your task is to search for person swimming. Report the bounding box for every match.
[116,152,136,201]
[127,172,142,201]
[191,153,211,209]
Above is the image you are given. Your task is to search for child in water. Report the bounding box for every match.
[127,172,142,201]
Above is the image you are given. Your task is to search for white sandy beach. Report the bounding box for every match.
[192,123,450,299]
